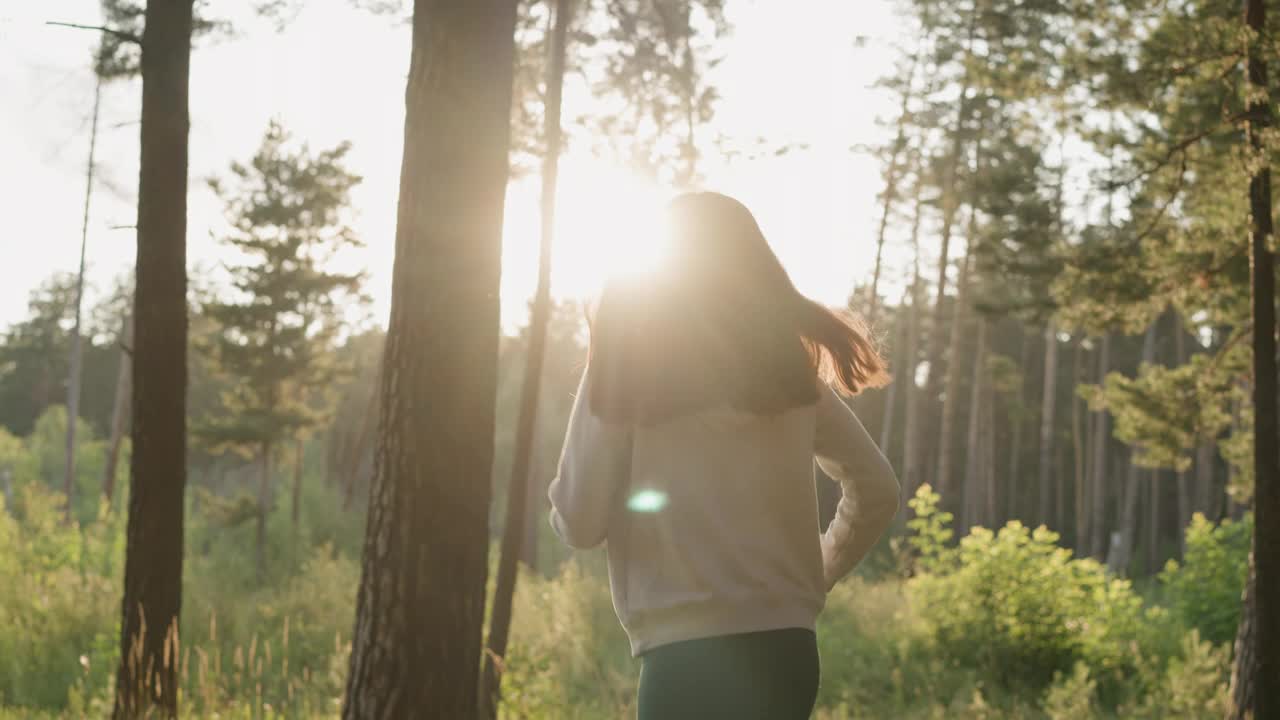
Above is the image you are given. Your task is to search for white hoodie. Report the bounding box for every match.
[548,365,900,656]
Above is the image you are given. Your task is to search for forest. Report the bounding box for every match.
[2,0,1277,718]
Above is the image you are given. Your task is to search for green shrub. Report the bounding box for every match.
[1159,512,1251,646]
[906,485,1150,698]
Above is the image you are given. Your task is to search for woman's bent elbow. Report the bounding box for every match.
[549,508,606,549]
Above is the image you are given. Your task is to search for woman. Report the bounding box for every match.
[548,192,900,719]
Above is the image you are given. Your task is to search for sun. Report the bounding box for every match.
[498,158,674,329]
[552,160,673,296]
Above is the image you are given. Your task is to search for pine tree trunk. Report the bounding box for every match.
[984,370,997,527]
[113,1,193,716]
[1007,328,1030,522]
[935,236,974,501]
[866,55,919,324]
[65,69,103,525]
[1089,334,1112,560]
[1146,469,1160,575]
[102,313,133,506]
[1108,449,1142,575]
[1229,546,1259,720]
[1233,0,1279,711]
[257,441,272,581]
[341,1,517,716]
[291,437,303,529]
[920,24,974,406]
[342,386,378,511]
[1108,323,1156,572]
[879,292,909,454]
[1197,439,1215,519]
[961,319,987,535]
[1072,338,1088,553]
[900,177,926,513]
[481,1,570,715]
[1038,323,1059,527]
[1175,324,1190,557]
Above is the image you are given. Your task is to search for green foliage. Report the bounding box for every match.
[906,486,1152,697]
[1158,512,1252,646]
[199,120,367,458]
[1123,630,1230,720]
[905,484,954,572]
[1042,662,1097,720]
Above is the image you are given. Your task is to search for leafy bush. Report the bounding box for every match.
[906,485,1152,698]
[1159,512,1251,645]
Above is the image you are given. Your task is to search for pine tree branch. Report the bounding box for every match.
[46,21,142,45]
[1108,112,1248,191]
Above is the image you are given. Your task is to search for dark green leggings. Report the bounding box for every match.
[636,628,819,720]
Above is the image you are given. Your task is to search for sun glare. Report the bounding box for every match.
[552,161,673,296]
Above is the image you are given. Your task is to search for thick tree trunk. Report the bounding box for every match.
[1089,334,1112,560]
[935,237,974,500]
[257,441,272,581]
[1038,323,1059,527]
[113,1,193,716]
[341,1,518,716]
[1232,0,1279,712]
[481,1,571,716]
[103,313,133,506]
[1230,546,1260,720]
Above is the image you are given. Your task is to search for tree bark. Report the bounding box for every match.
[481,0,571,716]
[1232,0,1279,712]
[1038,323,1059,527]
[103,313,133,506]
[113,1,193,716]
[1089,334,1112,560]
[341,0,518,716]
[1229,546,1258,720]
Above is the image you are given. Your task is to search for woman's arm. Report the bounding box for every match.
[547,365,631,549]
[814,384,900,590]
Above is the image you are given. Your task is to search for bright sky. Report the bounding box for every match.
[2,0,908,335]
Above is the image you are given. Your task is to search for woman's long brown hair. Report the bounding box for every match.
[588,192,889,425]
